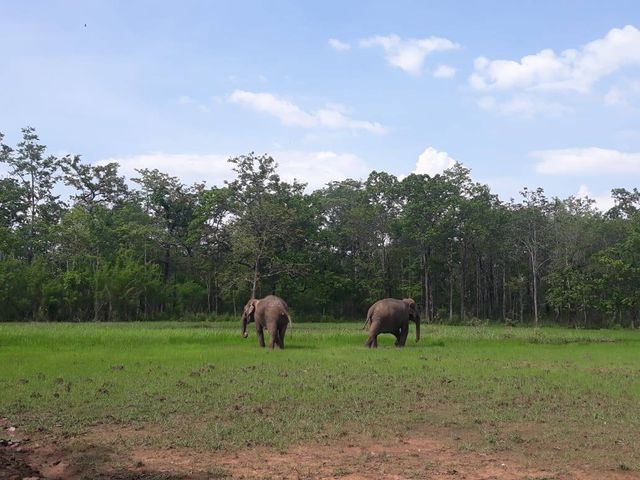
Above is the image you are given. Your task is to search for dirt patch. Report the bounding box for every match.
[2,422,639,479]
[0,440,40,480]
[129,432,639,480]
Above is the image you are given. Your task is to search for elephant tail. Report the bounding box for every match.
[284,311,292,338]
[362,309,373,330]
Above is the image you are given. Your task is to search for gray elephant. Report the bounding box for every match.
[240,295,292,349]
[363,298,420,348]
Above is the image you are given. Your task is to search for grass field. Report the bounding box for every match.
[1,321,639,478]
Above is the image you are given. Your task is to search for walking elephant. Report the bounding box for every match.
[363,298,420,348]
[240,295,292,349]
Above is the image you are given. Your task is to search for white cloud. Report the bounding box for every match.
[229,90,316,127]
[477,95,572,117]
[100,152,232,186]
[433,64,456,78]
[273,151,371,190]
[414,147,456,176]
[470,25,640,93]
[98,150,371,192]
[328,38,351,51]
[604,80,640,106]
[576,184,615,212]
[532,147,640,175]
[228,90,387,134]
[360,34,460,75]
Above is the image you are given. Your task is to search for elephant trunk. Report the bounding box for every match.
[241,314,249,338]
[415,314,420,342]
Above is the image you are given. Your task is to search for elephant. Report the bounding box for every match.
[363,298,420,348]
[240,295,292,349]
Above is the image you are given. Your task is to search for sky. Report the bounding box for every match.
[2,0,640,209]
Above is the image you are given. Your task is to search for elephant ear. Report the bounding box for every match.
[403,298,418,317]
[243,300,256,318]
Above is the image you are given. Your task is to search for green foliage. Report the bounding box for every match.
[0,257,33,320]
[1,127,640,327]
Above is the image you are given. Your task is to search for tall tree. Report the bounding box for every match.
[1,127,64,260]
[511,188,551,326]
[226,153,308,298]
[188,185,232,313]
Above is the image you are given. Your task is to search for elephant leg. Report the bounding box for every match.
[365,334,374,348]
[268,325,278,349]
[278,324,287,349]
[256,324,266,348]
[365,333,379,348]
[365,321,380,348]
[398,327,408,347]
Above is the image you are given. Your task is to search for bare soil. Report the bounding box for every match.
[2,421,638,480]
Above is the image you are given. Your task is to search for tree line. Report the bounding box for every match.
[1,127,639,327]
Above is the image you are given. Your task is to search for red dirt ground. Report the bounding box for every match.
[2,422,639,480]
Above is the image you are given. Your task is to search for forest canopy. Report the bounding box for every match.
[1,127,639,327]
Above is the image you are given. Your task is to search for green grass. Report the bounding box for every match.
[1,322,639,467]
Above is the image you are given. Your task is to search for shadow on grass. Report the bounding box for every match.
[243,344,317,350]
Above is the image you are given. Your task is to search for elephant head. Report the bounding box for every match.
[240,299,259,338]
[402,298,420,342]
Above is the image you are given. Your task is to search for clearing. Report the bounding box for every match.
[1,322,639,479]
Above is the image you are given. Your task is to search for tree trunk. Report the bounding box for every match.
[251,256,260,299]
[214,265,219,315]
[381,245,391,297]
[448,246,454,322]
[475,258,480,318]
[206,273,212,313]
[502,266,506,320]
[93,253,100,322]
[459,243,466,322]
[422,248,431,323]
[163,246,171,283]
[429,275,434,322]
[530,250,539,327]
[449,270,454,322]
[28,165,35,262]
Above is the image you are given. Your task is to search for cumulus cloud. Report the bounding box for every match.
[229,90,316,127]
[99,150,371,192]
[273,151,371,190]
[477,95,572,117]
[228,90,387,134]
[360,34,459,75]
[532,147,640,175]
[470,25,640,92]
[604,80,640,106]
[99,152,232,186]
[413,147,457,176]
[576,184,615,212]
[433,64,456,78]
[328,38,351,51]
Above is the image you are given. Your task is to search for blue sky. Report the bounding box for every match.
[2,1,640,207]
